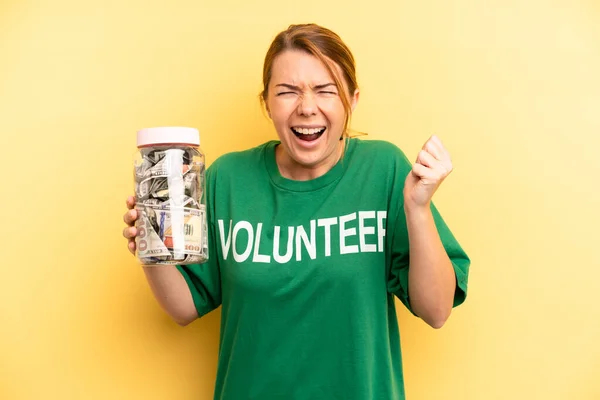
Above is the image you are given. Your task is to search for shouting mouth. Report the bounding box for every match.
[291,126,326,142]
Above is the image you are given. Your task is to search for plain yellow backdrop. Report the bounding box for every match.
[1,0,599,399]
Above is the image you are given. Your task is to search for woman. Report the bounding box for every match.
[122,23,470,400]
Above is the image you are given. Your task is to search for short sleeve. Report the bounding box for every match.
[176,165,222,318]
[385,147,470,315]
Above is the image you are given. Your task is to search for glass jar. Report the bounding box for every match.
[133,127,208,265]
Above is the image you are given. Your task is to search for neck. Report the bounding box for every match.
[275,140,345,181]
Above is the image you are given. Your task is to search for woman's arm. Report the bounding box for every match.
[405,203,456,328]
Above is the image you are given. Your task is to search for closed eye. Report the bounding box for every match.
[276,91,297,96]
[319,91,338,95]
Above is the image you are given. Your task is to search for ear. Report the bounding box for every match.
[262,93,272,119]
[351,89,360,113]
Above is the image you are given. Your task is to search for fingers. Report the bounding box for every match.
[123,226,137,239]
[411,161,431,179]
[414,152,451,179]
[126,195,136,210]
[423,137,443,160]
[423,135,451,164]
[124,195,138,255]
[123,209,138,226]
[416,149,438,168]
[418,135,453,176]
[128,240,136,255]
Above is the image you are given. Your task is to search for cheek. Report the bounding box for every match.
[271,111,292,136]
[267,108,285,125]
[274,116,291,131]
[270,101,296,123]
[318,100,346,123]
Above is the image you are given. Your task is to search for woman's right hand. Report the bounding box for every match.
[123,195,139,255]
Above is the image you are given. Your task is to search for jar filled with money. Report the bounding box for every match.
[134,127,208,265]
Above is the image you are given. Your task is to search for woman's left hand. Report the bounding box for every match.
[403,135,453,209]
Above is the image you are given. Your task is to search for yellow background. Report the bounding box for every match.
[2,0,599,399]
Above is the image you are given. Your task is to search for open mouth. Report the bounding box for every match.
[291,127,326,142]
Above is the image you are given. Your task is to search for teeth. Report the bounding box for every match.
[292,127,325,135]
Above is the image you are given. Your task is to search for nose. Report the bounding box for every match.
[297,93,317,116]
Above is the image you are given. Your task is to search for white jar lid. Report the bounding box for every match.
[137,127,200,147]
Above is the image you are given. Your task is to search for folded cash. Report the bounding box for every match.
[140,148,200,165]
[136,212,171,258]
[139,196,200,210]
[135,204,207,264]
[136,176,169,200]
[135,157,154,180]
[141,158,193,180]
[140,198,162,207]
[151,187,171,200]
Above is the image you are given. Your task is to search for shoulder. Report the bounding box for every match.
[350,138,412,166]
[207,141,274,175]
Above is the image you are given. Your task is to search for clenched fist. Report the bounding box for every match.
[403,135,453,209]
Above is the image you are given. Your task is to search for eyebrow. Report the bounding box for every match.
[275,83,337,90]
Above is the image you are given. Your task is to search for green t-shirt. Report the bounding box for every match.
[177,138,470,400]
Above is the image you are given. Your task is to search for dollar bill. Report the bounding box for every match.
[135,164,204,201]
[139,198,162,207]
[136,176,169,200]
[135,179,152,200]
[140,148,200,166]
[135,204,206,262]
[135,211,171,258]
[134,157,154,180]
[183,171,199,200]
[139,196,200,210]
[161,207,204,255]
[141,158,197,180]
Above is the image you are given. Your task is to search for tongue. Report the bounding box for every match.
[294,128,324,142]
[297,133,320,142]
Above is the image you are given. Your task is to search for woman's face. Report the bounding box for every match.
[265,50,359,179]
